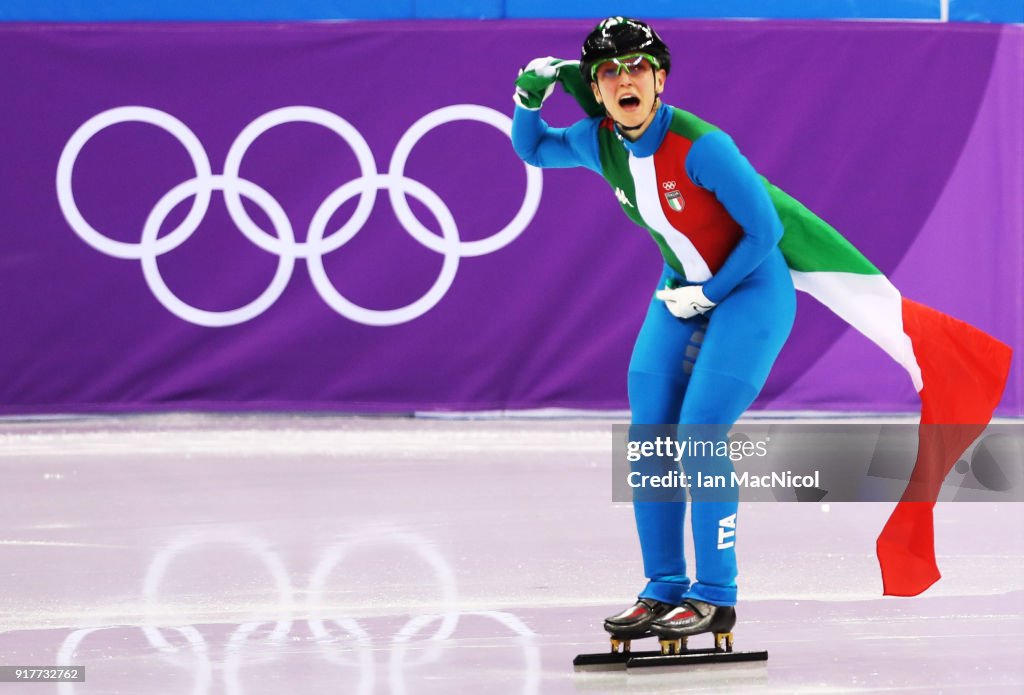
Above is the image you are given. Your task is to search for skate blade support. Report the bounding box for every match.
[574,633,767,671]
[573,647,768,671]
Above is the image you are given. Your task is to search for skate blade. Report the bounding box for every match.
[573,649,665,671]
[626,648,768,669]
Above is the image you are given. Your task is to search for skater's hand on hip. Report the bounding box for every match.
[656,285,717,319]
[514,57,575,110]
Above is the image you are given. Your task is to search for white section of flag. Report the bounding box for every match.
[791,269,923,391]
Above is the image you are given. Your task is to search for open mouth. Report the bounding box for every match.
[618,95,641,110]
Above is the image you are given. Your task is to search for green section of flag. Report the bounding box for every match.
[665,108,876,276]
[767,181,881,275]
[669,108,720,142]
[556,65,606,119]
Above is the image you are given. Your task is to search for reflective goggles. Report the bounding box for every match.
[591,53,661,82]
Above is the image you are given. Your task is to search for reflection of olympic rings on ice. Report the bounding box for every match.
[307,618,376,695]
[57,625,212,695]
[141,530,295,650]
[390,611,540,695]
[307,529,459,648]
[57,104,543,326]
[51,527,539,694]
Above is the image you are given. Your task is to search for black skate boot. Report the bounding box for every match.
[603,598,674,653]
[650,599,737,654]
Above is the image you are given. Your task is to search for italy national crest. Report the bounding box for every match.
[665,189,684,212]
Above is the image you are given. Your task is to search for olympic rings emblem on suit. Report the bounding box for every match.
[56,105,543,327]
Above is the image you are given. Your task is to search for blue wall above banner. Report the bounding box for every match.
[951,0,1024,23]
[1,0,1021,22]
[507,0,941,20]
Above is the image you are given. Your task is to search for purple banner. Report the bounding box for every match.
[0,21,1020,415]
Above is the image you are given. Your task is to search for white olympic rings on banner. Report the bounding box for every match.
[56,105,543,327]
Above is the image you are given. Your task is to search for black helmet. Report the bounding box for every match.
[580,17,671,83]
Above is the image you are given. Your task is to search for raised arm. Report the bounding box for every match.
[509,57,602,174]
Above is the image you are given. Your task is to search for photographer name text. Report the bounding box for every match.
[627,470,821,489]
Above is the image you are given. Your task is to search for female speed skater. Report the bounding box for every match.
[510,17,796,654]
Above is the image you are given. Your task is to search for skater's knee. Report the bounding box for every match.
[629,369,687,425]
[679,369,759,426]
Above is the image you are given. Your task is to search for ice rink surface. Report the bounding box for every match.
[0,413,1022,694]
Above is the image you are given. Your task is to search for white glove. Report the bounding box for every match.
[655,285,716,319]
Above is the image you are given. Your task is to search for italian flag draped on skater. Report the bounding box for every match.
[557,71,1013,597]
[768,187,1012,596]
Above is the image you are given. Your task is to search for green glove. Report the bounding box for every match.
[514,56,574,110]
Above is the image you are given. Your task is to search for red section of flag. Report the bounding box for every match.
[876,298,1012,596]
